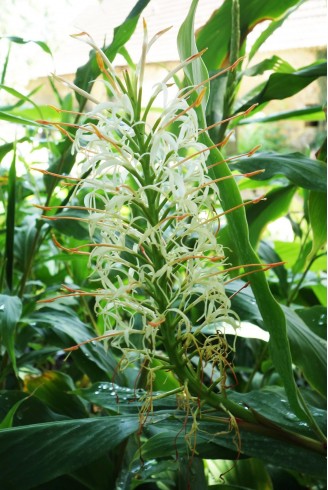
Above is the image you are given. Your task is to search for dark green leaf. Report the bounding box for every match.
[235,152,327,192]
[43,209,90,240]
[0,295,22,374]
[0,415,139,489]
[244,55,294,76]
[207,458,273,490]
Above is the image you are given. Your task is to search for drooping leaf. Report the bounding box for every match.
[196,0,304,70]
[207,458,273,490]
[0,36,52,55]
[244,55,294,76]
[234,152,327,192]
[235,62,327,113]
[74,0,151,108]
[0,295,22,374]
[0,415,139,489]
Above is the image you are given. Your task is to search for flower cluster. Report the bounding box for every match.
[66,33,239,370]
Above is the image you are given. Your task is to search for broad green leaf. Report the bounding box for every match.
[0,110,41,127]
[308,190,327,260]
[196,0,303,70]
[177,0,209,112]
[0,84,43,118]
[0,294,22,374]
[246,185,296,247]
[235,62,327,113]
[25,371,88,418]
[239,105,326,124]
[74,0,151,109]
[0,36,52,55]
[234,152,327,192]
[0,415,139,489]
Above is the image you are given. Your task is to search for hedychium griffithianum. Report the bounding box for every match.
[36,29,280,423]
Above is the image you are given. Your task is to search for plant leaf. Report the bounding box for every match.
[177,0,209,112]
[308,190,327,260]
[246,185,296,247]
[196,0,304,70]
[0,36,52,55]
[0,295,22,374]
[239,105,326,124]
[73,0,151,109]
[235,62,327,113]
[234,152,327,192]
[0,415,139,489]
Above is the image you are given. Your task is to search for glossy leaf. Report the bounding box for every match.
[207,458,273,490]
[196,0,303,70]
[74,382,179,414]
[0,415,139,489]
[74,0,151,108]
[0,295,22,374]
[295,306,326,340]
[235,152,327,192]
[246,185,296,247]
[258,241,288,296]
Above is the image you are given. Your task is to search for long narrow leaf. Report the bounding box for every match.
[5,149,16,291]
